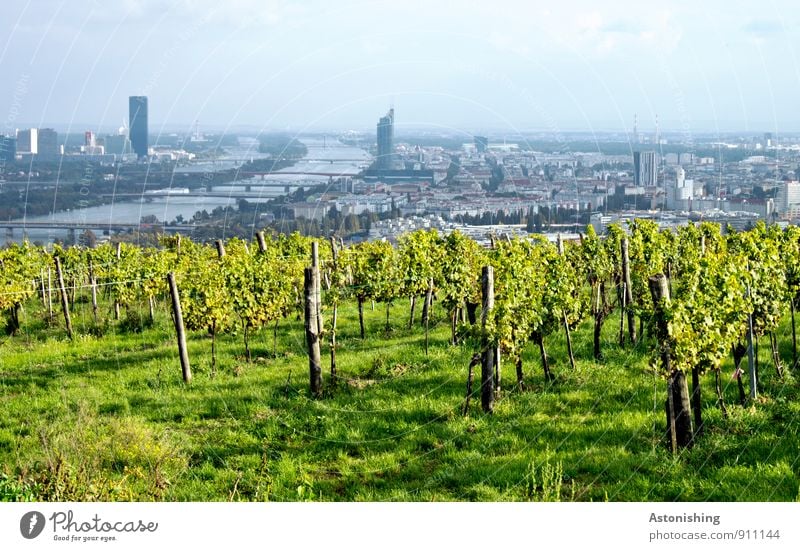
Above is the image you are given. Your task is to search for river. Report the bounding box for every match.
[4,137,371,245]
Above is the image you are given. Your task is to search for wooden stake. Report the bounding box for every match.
[91,277,98,324]
[622,237,636,345]
[47,267,53,322]
[39,269,47,307]
[494,345,501,398]
[311,242,323,335]
[424,277,433,355]
[304,267,323,398]
[329,236,339,382]
[650,273,692,451]
[114,242,122,320]
[330,304,338,383]
[746,285,757,400]
[558,234,575,369]
[167,272,192,384]
[54,256,73,340]
[480,266,495,413]
[618,281,626,347]
[88,259,98,323]
[39,270,47,309]
[563,311,576,370]
[791,297,797,368]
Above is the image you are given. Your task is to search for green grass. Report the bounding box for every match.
[1,295,800,501]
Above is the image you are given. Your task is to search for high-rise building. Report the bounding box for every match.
[633,150,657,187]
[778,181,800,216]
[474,135,488,153]
[16,128,37,155]
[85,131,95,147]
[764,132,773,147]
[376,108,394,170]
[666,166,694,210]
[37,128,59,159]
[0,136,16,162]
[129,96,149,158]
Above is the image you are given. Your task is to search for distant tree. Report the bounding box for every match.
[79,229,98,248]
[344,213,360,232]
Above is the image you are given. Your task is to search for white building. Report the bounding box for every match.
[666,167,695,210]
[16,128,37,154]
[777,181,800,218]
[334,194,404,216]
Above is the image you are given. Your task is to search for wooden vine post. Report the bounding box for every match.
[256,231,267,253]
[53,256,73,340]
[215,239,226,258]
[46,267,53,322]
[111,242,122,319]
[746,285,758,400]
[494,345,501,398]
[311,241,323,335]
[424,277,434,355]
[618,281,626,346]
[88,258,98,323]
[480,266,495,414]
[304,267,323,398]
[38,269,47,308]
[649,274,692,453]
[329,236,338,382]
[622,237,636,345]
[166,272,192,384]
[558,233,576,370]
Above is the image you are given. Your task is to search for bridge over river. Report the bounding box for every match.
[3,221,186,235]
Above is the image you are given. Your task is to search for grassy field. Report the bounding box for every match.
[1,294,799,502]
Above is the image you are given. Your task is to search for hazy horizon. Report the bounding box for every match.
[2,1,800,136]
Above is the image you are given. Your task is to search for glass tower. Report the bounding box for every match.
[376,108,394,170]
[129,96,148,159]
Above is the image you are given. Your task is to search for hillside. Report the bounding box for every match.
[1,296,798,501]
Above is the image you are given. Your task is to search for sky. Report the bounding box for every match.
[0,0,799,137]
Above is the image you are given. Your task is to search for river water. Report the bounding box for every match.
[4,137,371,244]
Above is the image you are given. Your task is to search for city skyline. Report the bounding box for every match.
[2,1,800,134]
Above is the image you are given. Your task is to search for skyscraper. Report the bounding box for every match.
[376,108,394,170]
[37,128,59,159]
[15,128,37,155]
[633,150,657,187]
[474,135,488,153]
[0,136,16,162]
[129,96,148,159]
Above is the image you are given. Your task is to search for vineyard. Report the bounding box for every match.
[1,221,800,501]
